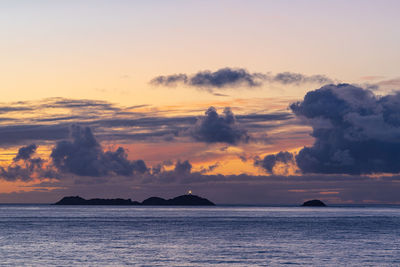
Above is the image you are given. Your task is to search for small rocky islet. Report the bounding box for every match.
[301,199,326,207]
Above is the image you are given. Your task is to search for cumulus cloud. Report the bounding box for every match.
[150,68,333,91]
[254,151,295,174]
[1,144,45,181]
[14,144,37,161]
[189,107,249,144]
[0,165,36,181]
[174,160,192,174]
[50,125,148,177]
[289,83,400,174]
[0,126,150,181]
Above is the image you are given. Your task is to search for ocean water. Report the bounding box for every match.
[0,205,399,266]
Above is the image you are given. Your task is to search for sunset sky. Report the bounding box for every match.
[1,0,400,204]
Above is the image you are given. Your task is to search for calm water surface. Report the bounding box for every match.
[0,205,399,266]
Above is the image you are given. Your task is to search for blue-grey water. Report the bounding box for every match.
[0,205,399,266]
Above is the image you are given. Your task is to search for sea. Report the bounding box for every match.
[0,205,399,266]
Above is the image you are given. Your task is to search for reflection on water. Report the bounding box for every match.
[0,205,399,266]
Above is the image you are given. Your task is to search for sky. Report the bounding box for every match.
[1,0,400,204]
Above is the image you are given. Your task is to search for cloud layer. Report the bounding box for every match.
[2,120,400,204]
[0,98,293,146]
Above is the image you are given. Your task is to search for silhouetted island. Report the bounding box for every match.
[302,199,326,207]
[54,196,140,205]
[54,194,215,206]
[141,195,215,206]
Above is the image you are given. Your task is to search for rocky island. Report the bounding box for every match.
[54,194,215,206]
[301,199,326,207]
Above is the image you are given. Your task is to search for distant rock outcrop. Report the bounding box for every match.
[301,199,326,207]
[54,194,215,206]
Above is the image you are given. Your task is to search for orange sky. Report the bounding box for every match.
[1,1,400,203]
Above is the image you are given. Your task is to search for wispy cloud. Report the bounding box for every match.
[150,67,334,92]
[0,98,294,146]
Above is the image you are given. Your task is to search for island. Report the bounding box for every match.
[301,199,326,207]
[54,194,215,206]
[54,196,141,205]
[141,194,215,206]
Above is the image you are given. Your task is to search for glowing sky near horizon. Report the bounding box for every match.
[1,0,400,204]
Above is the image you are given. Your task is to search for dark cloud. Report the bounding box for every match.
[0,106,33,113]
[200,163,220,174]
[0,97,293,145]
[150,68,333,91]
[0,165,35,182]
[93,116,196,128]
[189,107,249,144]
[150,74,188,86]
[0,125,151,181]
[51,125,148,177]
[1,144,45,181]
[254,151,295,174]
[44,98,120,111]
[272,72,333,85]
[236,113,293,121]
[151,68,264,89]
[0,124,69,146]
[2,147,400,204]
[0,112,290,145]
[35,116,85,122]
[189,68,263,88]
[142,160,194,185]
[290,83,400,174]
[174,160,192,174]
[14,144,37,161]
